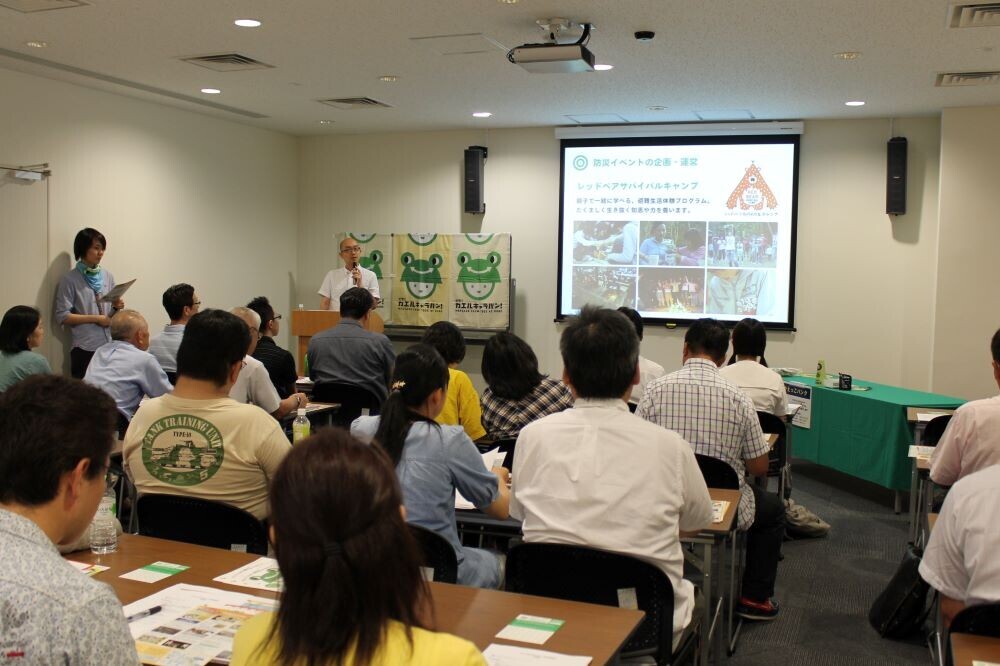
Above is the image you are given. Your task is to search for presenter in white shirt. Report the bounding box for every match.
[318,238,380,311]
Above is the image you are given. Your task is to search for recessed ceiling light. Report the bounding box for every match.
[378,75,399,83]
[647,105,668,111]
[497,0,519,4]
[845,100,865,107]
[200,88,221,94]
[25,40,47,48]
[594,64,614,71]
[472,112,493,118]
[234,18,261,27]
[318,120,335,125]
[834,51,862,60]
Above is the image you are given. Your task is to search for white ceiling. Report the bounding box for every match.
[1,0,999,136]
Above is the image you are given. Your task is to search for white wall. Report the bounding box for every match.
[0,67,299,373]
[298,118,943,394]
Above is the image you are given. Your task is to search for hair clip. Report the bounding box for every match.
[391,380,406,392]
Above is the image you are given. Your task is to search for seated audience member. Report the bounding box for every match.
[148,283,199,381]
[511,306,713,650]
[247,296,297,399]
[0,305,51,392]
[124,309,291,520]
[351,345,510,589]
[0,375,137,664]
[919,464,1000,627]
[421,321,486,441]
[230,429,484,666]
[930,328,1000,486]
[229,307,307,419]
[617,306,665,406]
[719,318,787,416]
[83,309,172,421]
[308,287,395,405]
[480,332,574,440]
[637,318,785,621]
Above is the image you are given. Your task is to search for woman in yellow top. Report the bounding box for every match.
[230,429,485,666]
[420,321,487,441]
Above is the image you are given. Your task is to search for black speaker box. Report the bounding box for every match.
[464,146,487,214]
[886,137,907,216]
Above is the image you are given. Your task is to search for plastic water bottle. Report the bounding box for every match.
[292,408,310,443]
[90,490,118,554]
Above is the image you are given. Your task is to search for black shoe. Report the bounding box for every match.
[736,597,780,621]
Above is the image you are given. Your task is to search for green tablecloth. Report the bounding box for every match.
[787,376,964,491]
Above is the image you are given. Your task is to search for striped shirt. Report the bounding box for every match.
[637,357,768,530]
[481,377,574,440]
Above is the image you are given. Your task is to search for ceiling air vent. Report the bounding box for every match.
[0,0,86,12]
[936,71,1000,86]
[948,2,1000,28]
[180,53,274,72]
[318,97,393,110]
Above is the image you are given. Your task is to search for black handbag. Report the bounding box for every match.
[868,543,933,638]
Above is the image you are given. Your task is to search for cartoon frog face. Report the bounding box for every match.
[400,252,443,299]
[349,233,376,243]
[464,233,494,245]
[408,233,437,246]
[457,251,501,300]
[359,249,383,279]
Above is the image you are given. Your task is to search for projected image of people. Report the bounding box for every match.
[638,221,707,267]
[571,266,637,309]
[707,222,778,268]
[605,221,639,264]
[573,221,614,263]
[638,268,705,314]
[706,269,775,316]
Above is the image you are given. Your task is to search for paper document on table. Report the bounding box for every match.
[972,660,1000,666]
[916,411,947,423]
[908,445,935,460]
[786,403,801,416]
[484,643,592,665]
[213,557,283,592]
[712,500,730,524]
[67,560,109,577]
[455,448,504,510]
[495,614,565,645]
[123,583,276,665]
[98,278,136,303]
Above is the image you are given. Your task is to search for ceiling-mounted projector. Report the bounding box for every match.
[508,19,596,74]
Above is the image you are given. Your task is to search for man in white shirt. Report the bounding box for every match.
[318,237,380,310]
[617,306,665,406]
[919,464,1000,627]
[637,318,785,621]
[229,308,307,420]
[148,283,199,380]
[930,328,1000,486]
[512,306,713,650]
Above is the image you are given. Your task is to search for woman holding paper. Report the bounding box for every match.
[230,429,484,665]
[54,228,124,377]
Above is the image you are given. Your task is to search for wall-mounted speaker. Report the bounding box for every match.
[886,137,907,216]
[465,146,487,214]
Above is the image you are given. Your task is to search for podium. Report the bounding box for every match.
[290,310,384,374]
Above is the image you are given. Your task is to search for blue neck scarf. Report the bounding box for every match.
[76,261,104,293]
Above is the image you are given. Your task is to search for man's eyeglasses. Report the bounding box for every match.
[272,314,282,321]
[341,246,363,253]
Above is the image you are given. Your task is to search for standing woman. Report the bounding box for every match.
[0,306,51,391]
[54,228,123,378]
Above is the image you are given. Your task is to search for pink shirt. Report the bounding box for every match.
[930,395,1000,486]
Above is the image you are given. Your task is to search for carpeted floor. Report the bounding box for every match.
[725,462,930,666]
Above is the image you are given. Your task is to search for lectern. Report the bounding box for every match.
[290,310,385,374]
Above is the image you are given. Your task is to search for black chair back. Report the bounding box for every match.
[116,411,130,440]
[923,414,953,446]
[136,493,269,555]
[311,382,381,428]
[695,453,740,489]
[757,411,787,475]
[165,371,178,385]
[506,543,675,660]
[946,603,1000,666]
[495,437,517,472]
[407,524,458,584]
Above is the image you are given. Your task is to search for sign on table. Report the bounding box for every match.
[785,382,812,429]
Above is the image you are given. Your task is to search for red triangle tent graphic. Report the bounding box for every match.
[726,163,778,210]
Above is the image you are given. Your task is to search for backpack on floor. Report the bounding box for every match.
[868,543,933,639]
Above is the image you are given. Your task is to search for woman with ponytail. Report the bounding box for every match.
[720,317,789,417]
[352,344,510,590]
[230,429,485,665]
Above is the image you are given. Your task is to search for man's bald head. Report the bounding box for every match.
[111,309,150,351]
[230,307,260,355]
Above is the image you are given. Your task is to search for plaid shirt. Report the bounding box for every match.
[636,357,767,530]
[481,377,575,440]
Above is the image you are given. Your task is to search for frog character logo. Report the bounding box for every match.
[457,251,501,301]
[407,233,438,246]
[400,252,443,299]
[349,232,377,243]
[359,249,383,279]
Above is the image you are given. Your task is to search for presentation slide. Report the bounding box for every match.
[558,136,799,327]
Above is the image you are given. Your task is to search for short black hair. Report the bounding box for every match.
[481,332,544,400]
[421,321,466,365]
[176,309,250,386]
[616,306,643,341]
[247,296,275,333]
[0,375,115,506]
[162,283,195,321]
[560,306,638,399]
[0,305,40,354]
[992,328,1000,364]
[340,287,374,320]
[73,227,106,261]
[685,318,730,363]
